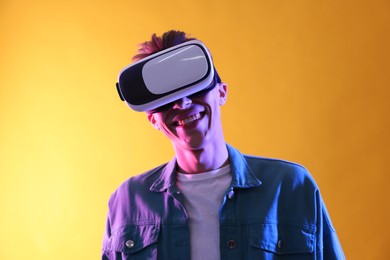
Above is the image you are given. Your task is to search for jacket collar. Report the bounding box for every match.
[150,144,262,192]
[226,144,262,188]
[150,157,178,192]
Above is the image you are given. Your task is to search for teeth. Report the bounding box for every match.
[177,113,201,126]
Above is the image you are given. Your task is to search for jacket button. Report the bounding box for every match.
[227,190,234,199]
[227,240,237,249]
[277,239,283,249]
[125,240,135,248]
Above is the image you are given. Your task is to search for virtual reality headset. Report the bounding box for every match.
[116,40,220,112]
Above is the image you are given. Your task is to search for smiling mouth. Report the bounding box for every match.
[174,112,204,127]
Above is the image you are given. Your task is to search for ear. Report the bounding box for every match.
[147,113,160,130]
[218,83,228,105]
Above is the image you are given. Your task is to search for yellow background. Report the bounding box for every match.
[1,0,389,259]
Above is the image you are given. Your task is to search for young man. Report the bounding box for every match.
[102,30,345,259]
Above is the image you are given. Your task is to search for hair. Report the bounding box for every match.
[132,30,195,61]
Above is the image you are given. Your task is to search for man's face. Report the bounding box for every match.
[147,83,227,151]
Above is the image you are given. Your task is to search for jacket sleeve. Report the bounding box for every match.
[316,190,345,259]
[102,204,115,260]
[102,196,124,260]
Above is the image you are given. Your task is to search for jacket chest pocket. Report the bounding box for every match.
[249,223,316,259]
[106,224,160,259]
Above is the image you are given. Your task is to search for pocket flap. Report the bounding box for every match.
[250,224,315,255]
[110,224,160,255]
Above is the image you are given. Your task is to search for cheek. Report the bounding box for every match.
[152,114,166,127]
[158,122,175,137]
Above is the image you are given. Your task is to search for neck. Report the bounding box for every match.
[174,141,229,174]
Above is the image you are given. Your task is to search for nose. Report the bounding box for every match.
[173,96,192,109]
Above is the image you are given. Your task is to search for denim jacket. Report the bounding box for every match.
[102,144,345,259]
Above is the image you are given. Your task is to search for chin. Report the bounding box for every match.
[176,137,206,151]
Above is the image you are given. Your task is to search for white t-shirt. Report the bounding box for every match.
[176,164,232,260]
